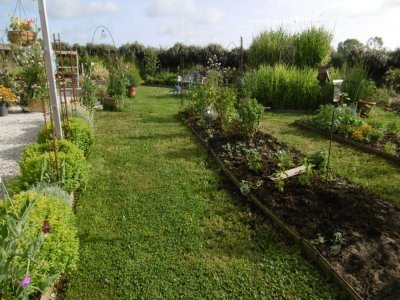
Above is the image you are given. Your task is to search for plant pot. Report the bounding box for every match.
[103,96,117,111]
[358,99,376,117]
[7,30,37,46]
[27,99,47,113]
[0,103,8,117]
[128,86,137,97]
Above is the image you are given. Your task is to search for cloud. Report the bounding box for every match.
[383,0,400,7]
[47,0,119,19]
[147,0,223,24]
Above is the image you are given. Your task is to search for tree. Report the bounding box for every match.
[337,39,364,60]
[366,37,384,50]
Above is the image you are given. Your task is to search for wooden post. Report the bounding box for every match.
[37,0,63,139]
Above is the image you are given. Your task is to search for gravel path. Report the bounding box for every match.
[0,110,44,194]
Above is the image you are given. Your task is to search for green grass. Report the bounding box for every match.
[260,110,400,205]
[65,86,340,299]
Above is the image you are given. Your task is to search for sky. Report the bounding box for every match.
[1,0,399,50]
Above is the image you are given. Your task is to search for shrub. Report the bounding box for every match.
[145,70,177,86]
[80,75,97,112]
[38,118,94,156]
[214,86,238,132]
[243,64,322,109]
[0,191,79,294]
[91,62,109,81]
[237,98,264,136]
[18,140,89,192]
[126,63,142,87]
[385,68,400,92]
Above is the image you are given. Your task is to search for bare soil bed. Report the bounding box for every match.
[185,113,400,299]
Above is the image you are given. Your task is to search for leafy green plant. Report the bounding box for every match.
[108,60,130,110]
[237,98,264,136]
[17,140,89,192]
[0,190,79,296]
[214,86,238,133]
[298,158,315,187]
[330,232,346,256]
[247,148,262,172]
[273,149,294,192]
[239,180,251,195]
[126,63,142,87]
[144,48,159,77]
[38,118,94,156]
[80,75,97,112]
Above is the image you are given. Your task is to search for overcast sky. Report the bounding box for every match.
[1,0,399,50]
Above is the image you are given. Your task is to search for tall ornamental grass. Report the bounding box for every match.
[243,64,323,110]
[248,26,332,68]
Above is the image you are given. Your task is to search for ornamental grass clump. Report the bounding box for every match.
[243,64,322,109]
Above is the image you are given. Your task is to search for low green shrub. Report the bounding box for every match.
[214,86,238,132]
[80,75,97,112]
[145,70,177,86]
[0,191,79,294]
[38,118,94,156]
[18,140,89,192]
[237,98,264,136]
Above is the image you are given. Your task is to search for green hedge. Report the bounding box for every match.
[38,118,94,156]
[18,140,89,192]
[0,191,79,292]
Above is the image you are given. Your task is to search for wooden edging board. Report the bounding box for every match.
[294,121,400,166]
[184,120,362,300]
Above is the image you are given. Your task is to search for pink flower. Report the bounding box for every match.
[42,220,51,234]
[19,275,31,288]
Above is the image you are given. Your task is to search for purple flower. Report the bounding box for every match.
[42,220,51,234]
[19,275,31,288]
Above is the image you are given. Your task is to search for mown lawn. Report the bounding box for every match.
[260,110,400,205]
[65,86,340,299]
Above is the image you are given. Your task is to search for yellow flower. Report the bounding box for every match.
[352,129,364,140]
[0,85,18,105]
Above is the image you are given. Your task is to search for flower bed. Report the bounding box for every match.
[182,112,400,299]
[300,105,400,160]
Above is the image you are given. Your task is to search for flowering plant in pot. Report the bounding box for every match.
[126,63,141,97]
[0,84,18,116]
[7,16,38,46]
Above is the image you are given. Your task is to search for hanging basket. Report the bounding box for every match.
[7,30,37,46]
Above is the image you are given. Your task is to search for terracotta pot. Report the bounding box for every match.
[358,99,376,117]
[7,30,37,46]
[128,86,137,97]
[0,103,8,117]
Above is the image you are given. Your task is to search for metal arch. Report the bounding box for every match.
[91,25,116,47]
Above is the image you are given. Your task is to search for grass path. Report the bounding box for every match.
[65,87,339,299]
[260,111,400,205]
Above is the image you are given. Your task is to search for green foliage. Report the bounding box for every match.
[145,70,178,85]
[80,75,97,112]
[144,48,160,77]
[38,118,94,156]
[384,68,400,92]
[0,191,79,293]
[214,86,238,133]
[248,26,332,68]
[237,98,264,136]
[126,63,142,87]
[244,64,322,109]
[108,60,130,110]
[90,62,109,81]
[18,140,89,192]
[29,184,70,204]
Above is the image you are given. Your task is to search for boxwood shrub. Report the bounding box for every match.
[38,118,94,156]
[0,191,79,292]
[18,140,89,192]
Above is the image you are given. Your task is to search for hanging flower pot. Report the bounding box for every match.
[7,16,38,47]
[7,30,37,46]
